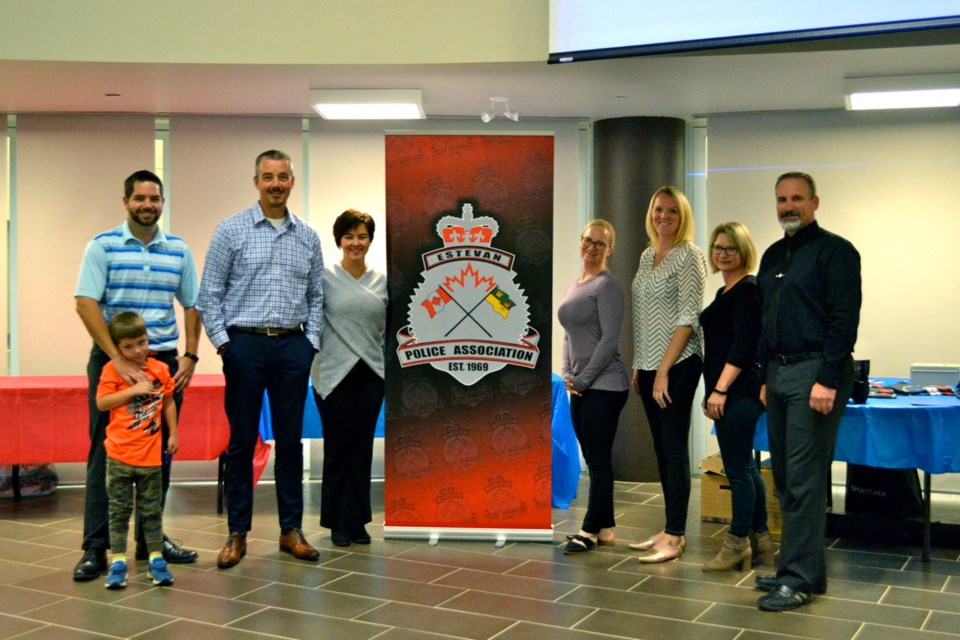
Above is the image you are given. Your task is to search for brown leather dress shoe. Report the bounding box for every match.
[279,528,319,561]
[217,532,247,569]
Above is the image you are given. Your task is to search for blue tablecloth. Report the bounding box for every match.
[257,374,581,508]
[754,378,960,474]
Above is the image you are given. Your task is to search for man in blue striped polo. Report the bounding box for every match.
[73,170,201,581]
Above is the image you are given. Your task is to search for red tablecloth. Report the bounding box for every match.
[0,374,230,464]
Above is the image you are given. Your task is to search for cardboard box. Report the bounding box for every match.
[910,363,960,387]
[699,452,781,536]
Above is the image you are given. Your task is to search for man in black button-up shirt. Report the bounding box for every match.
[754,172,861,612]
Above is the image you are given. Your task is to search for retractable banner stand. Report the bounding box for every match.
[384,134,554,543]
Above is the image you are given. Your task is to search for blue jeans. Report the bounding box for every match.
[714,396,767,537]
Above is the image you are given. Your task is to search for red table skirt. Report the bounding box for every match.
[0,374,230,465]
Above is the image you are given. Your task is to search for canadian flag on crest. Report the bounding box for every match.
[421,286,452,318]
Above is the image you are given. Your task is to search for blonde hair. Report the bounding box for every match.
[708,221,758,274]
[581,218,616,250]
[645,185,694,247]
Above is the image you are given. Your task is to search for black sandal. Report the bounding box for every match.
[563,534,596,554]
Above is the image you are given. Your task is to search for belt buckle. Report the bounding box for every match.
[266,327,280,337]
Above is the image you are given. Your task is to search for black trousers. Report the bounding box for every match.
[315,360,384,533]
[569,388,628,533]
[766,355,853,594]
[636,355,702,536]
[82,345,181,551]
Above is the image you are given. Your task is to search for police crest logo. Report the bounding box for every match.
[397,202,540,386]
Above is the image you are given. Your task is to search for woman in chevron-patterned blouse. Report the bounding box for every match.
[629,186,707,563]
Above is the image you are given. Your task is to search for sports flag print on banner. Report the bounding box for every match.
[384,134,554,541]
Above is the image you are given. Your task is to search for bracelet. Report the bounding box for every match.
[183,352,200,363]
[712,388,728,395]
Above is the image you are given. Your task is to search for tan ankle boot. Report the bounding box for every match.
[702,533,751,572]
[750,530,776,568]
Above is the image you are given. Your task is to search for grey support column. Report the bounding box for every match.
[593,117,686,482]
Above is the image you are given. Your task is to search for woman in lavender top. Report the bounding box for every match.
[557,219,629,554]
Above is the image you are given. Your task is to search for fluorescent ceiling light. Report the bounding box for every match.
[844,74,960,110]
[310,89,425,120]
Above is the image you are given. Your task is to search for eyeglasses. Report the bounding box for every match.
[710,244,739,257]
[580,237,608,251]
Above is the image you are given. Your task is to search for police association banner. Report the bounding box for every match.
[384,134,554,541]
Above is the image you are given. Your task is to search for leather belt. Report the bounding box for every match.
[772,352,820,366]
[232,325,303,337]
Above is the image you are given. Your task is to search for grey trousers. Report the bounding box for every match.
[765,355,853,594]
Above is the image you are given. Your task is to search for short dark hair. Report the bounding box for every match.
[108,311,147,344]
[333,209,376,247]
[776,171,817,198]
[255,149,293,176]
[124,170,163,199]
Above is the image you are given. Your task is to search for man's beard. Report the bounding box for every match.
[779,216,802,232]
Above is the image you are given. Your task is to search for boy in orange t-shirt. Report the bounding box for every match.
[96,312,178,589]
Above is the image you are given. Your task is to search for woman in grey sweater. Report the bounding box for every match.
[310,210,387,547]
[557,219,629,554]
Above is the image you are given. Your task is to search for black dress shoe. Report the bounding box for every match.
[73,548,107,582]
[331,530,351,547]
[350,526,371,545]
[135,537,198,563]
[758,585,811,612]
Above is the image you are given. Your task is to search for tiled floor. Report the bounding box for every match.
[2,476,960,640]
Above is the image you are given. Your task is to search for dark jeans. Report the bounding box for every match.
[221,329,314,534]
[82,345,181,551]
[569,388,629,534]
[316,360,384,534]
[106,458,163,555]
[766,355,853,594]
[714,396,767,537]
[636,355,702,536]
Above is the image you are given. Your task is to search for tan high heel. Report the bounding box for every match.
[637,535,685,563]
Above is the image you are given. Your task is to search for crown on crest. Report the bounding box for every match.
[436,202,499,247]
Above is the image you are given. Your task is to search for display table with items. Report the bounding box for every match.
[754,378,960,561]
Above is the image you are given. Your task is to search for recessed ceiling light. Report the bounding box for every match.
[310,89,425,120]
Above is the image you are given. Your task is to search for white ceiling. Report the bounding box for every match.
[2,37,960,120]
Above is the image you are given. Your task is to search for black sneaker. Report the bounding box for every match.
[758,585,811,612]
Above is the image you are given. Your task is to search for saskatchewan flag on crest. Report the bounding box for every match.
[485,287,515,319]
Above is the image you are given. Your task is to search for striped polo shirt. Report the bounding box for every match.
[75,221,199,352]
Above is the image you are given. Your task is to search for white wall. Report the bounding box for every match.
[705,108,960,491]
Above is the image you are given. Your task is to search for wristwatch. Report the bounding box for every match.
[183,352,200,363]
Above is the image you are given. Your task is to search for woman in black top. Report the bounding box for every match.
[700,222,772,571]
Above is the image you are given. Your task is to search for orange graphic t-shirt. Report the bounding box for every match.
[97,357,175,467]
